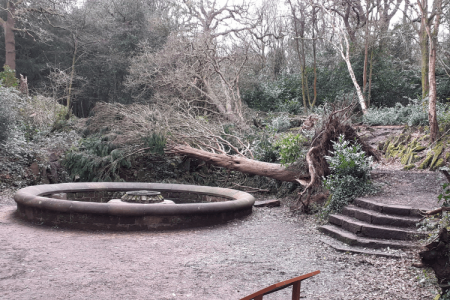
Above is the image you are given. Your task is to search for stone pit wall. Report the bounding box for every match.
[14,182,254,231]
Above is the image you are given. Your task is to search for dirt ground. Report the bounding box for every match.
[0,187,439,300]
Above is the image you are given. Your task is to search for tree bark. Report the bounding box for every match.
[419,0,429,98]
[311,5,317,109]
[67,33,78,117]
[166,144,310,183]
[343,40,367,113]
[419,0,442,142]
[428,28,439,142]
[1,1,16,71]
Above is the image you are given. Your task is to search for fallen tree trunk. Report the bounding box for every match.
[166,144,310,183]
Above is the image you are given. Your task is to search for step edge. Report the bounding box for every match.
[329,214,427,236]
[319,225,420,249]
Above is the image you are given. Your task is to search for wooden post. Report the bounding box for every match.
[292,281,301,300]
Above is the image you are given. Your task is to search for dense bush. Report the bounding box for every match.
[242,49,422,114]
[362,99,450,126]
[270,113,291,132]
[64,135,131,182]
[250,132,279,163]
[241,74,303,113]
[0,65,18,88]
[0,86,18,143]
[322,135,374,215]
[274,133,307,166]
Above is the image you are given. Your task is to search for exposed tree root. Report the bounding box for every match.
[165,102,380,214]
[296,103,380,212]
[419,228,450,295]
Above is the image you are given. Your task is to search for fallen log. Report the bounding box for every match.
[166,144,310,183]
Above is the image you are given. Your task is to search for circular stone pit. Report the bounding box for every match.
[13,182,255,231]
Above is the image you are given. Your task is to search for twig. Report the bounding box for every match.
[422,206,450,216]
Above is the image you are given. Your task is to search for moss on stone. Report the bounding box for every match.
[404,164,416,170]
[382,139,391,153]
[429,144,444,170]
[410,154,420,164]
[413,145,426,152]
[385,143,397,158]
[431,158,445,171]
[400,150,412,165]
[419,151,434,169]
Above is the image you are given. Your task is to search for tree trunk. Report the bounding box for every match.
[429,44,438,142]
[342,37,367,113]
[420,9,429,98]
[67,34,78,117]
[367,49,374,107]
[3,1,16,71]
[428,1,440,143]
[166,144,310,183]
[311,7,317,109]
[421,0,442,143]
[362,2,370,105]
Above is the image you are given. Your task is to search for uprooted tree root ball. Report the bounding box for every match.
[296,103,381,212]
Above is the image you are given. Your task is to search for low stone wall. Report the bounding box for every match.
[14,182,254,231]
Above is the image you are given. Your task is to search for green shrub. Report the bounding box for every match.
[0,65,18,88]
[322,135,374,214]
[250,132,279,163]
[363,98,450,127]
[142,132,166,156]
[241,74,303,113]
[0,86,18,143]
[270,113,291,132]
[363,99,426,126]
[64,135,131,182]
[274,133,307,166]
[0,103,14,143]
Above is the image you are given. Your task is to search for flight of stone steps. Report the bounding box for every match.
[319,197,428,253]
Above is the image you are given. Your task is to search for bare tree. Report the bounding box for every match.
[127,0,257,125]
[327,0,369,43]
[318,2,368,113]
[245,0,287,78]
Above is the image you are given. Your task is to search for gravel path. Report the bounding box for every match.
[369,169,445,210]
[0,192,438,300]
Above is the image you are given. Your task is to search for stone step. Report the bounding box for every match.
[318,225,420,249]
[353,198,426,217]
[319,238,408,258]
[342,205,421,228]
[329,214,427,240]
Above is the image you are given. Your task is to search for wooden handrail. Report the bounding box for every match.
[240,270,320,300]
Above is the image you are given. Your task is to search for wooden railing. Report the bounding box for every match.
[240,270,320,300]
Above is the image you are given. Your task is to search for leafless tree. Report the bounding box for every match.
[127,0,257,125]
[318,1,368,113]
